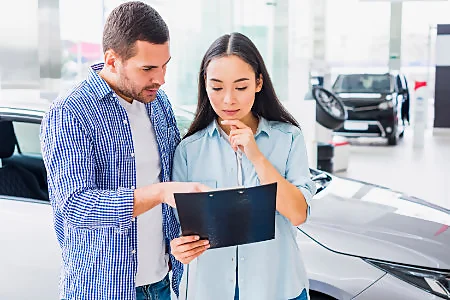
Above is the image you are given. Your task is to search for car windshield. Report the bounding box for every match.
[333,74,393,93]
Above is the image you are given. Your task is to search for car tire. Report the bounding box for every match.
[387,134,398,146]
[318,142,334,160]
[312,87,347,130]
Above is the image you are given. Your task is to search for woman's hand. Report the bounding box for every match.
[170,236,210,264]
[221,120,263,162]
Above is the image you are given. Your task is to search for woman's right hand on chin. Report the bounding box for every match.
[170,235,210,264]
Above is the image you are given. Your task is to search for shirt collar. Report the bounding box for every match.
[86,63,115,101]
[207,117,271,138]
[255,117,271,137]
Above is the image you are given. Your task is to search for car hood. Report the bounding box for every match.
[300,175,450,269]
[334,92,392,108]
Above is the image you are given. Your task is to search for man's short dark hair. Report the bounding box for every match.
[103,1,170,60]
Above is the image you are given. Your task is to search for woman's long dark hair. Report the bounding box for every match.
[184,32,300,139]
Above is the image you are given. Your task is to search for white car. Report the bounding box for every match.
[1,101,449,300]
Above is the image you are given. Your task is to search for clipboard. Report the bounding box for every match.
[174,183,277,249]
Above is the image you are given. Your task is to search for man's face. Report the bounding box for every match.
[115,41,171,104]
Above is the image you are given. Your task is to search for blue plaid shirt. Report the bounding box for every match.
[40,63,183,299]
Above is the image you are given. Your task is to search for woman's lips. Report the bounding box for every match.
[223,109,240,116]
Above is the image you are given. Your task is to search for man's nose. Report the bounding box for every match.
[152,68,165,86]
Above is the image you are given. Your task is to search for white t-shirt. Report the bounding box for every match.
[117,96,168,287]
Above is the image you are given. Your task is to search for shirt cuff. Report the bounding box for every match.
[116,187,135,233]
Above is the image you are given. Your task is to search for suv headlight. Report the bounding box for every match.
[378,101,394,110]
[365,259,450,299]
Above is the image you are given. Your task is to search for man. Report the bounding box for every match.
[40,2,208,299]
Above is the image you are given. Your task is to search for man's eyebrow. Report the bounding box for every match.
[142,57,172,69]
[163,56,172,66]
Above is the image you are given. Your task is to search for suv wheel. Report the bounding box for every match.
[312,87,347,130]
[388,133,398,145]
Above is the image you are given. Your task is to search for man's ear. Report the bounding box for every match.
[104,49,119,73]
[256,74,263,93]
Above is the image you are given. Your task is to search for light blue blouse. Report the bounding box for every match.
[172,117,316,300]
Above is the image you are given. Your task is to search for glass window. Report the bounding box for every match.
[13,122,42,156]
[326,0,391,73]
[333,74,393,93]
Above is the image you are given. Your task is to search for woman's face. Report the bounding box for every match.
[205,55,262,122]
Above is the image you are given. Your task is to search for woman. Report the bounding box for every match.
[171,32,316,300]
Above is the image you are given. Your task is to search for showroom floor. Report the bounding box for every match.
[336,127,450,210]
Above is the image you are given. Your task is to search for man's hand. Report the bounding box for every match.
[133,182,210,217]
[171,236,210,264]
[160,182,210,207]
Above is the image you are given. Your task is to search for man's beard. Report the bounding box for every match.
[117,74,160,104]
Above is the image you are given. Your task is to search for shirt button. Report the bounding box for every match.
[123,120,128,125]
[131,250,136,254]
[241,257,245,261]
[131,186,135,190]
[131,153,135,158]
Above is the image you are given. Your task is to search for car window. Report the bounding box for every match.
[175,115,192,137]
[333,74,393,93]
[173,107,195,137]
[8,110,192,158]
[13,121,42,156]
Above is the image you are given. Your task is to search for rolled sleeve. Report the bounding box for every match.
[171,143,189,230]
[40,107,134,230]
[285,130,316,218]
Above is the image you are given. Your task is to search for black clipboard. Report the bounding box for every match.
[174,183,277,249]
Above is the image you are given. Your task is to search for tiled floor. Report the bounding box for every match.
[335,127,450,210]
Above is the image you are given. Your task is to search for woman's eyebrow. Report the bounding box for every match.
[209,78,250,83]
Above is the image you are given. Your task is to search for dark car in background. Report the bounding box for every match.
[332,73,409,145]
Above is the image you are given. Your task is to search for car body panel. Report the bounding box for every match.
[303,175,450,269]
[353,274,442,300]
[0,197,60,299]
[296,229,386,300]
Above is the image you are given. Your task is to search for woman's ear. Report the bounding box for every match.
[256,74,263,93]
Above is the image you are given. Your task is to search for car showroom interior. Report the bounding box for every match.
[0,0,449,299]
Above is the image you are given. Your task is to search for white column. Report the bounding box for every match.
[311,0,330,88]
[284,0,317,168]
[38,0,62,97]
[268,0,289,102]
[388,2,402,72]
